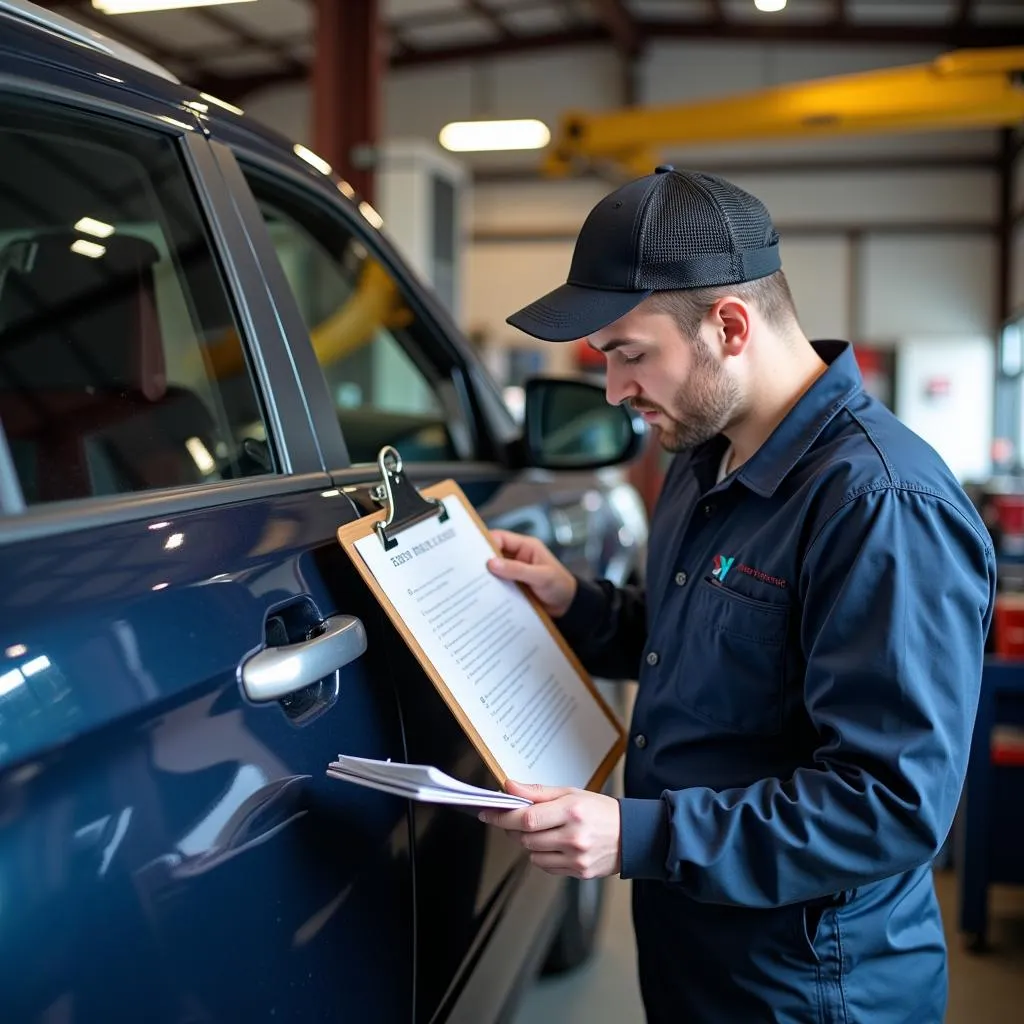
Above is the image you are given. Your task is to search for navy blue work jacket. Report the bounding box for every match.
[559,341,996,1023]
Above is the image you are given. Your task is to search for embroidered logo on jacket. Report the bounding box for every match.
[711,554,735,581]
[711,555,788,590]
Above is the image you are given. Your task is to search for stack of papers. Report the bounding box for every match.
[327,754,532,810]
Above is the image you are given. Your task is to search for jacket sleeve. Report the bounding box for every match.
[618,486,996,906]
[556,577,647,681]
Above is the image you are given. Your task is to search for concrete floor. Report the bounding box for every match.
[514,868,1024,1022]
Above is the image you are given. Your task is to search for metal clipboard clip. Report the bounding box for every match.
[371,445,449,551]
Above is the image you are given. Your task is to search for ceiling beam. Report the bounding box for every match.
[32,3,1024,100]
[390,26,607,68]
[388,26,414,60]
[591,0,642,56]
[191,6,307,77]
[465,0,515,40]
[173,32,310,62]
[556,0,581,25]
[642,16,1021,47]
[390,19,1024,69]
[390,0,550,28]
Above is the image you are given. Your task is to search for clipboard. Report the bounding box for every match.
[337,445,626,793]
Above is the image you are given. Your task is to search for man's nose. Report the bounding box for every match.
[605,364,637,408]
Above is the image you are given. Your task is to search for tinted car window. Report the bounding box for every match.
[0,100,273,506]
[242,169,460,465]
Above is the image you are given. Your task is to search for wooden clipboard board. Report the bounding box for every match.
[337,447,626,793]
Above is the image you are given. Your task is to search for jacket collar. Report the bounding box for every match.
[696,340,863,498]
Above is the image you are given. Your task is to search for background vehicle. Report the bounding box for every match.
[0,4,648,1022]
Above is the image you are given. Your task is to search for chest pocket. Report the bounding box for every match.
[680,578,790,735]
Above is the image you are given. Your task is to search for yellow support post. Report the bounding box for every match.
[543,47,1024,178]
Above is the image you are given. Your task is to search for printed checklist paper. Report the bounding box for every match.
[335,483,624,804]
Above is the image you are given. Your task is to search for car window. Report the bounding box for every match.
[241,169,463,466]
[0,99,274,507]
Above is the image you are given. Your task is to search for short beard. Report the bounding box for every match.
[633,339,740,453]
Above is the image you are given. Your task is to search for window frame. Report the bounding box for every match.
[225,145,491,473]
[242,168,469,466]
[0,73,329,541]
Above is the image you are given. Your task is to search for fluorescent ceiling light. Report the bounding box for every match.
[22,656,51,677]
[75,217,115,239]
[71,239,106,259]
[439,119,551,153]
[754,0,787,11]
[359,201,384,230]
[200,92,244,116]
[185,436,215,474]
[158,115,195,131]
[0,668,24,697]
[93,0,256,14]
[293,144,333,176]
[165,532,185,550]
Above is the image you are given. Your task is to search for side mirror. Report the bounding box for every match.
[521,377,646,470]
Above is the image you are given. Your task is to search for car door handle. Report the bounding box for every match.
[241,615,367,702]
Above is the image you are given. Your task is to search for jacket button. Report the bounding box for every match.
[703,504,715,518]
[634,734,647,749]
[675,571,688,586]
[646,651,659,666]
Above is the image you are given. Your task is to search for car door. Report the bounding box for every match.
[203,130,569,1022]
[0,58,413,1024]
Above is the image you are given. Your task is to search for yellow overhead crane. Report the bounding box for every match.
[542,47,1024,178]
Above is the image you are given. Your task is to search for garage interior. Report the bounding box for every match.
[38,0,1024,1020]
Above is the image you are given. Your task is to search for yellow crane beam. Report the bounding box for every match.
[542,47,1024,178]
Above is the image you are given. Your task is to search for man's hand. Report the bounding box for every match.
[479,781,621,880]
[487,530,578,618]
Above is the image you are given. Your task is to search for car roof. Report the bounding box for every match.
[0,0,179,83]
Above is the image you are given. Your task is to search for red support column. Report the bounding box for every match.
[313,0,382,204]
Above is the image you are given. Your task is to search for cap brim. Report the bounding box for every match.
[506,283,652,342]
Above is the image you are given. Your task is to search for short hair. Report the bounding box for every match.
[646,270,798,340]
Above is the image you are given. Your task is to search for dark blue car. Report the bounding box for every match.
[0,3,649,1021]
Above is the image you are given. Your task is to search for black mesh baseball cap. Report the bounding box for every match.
[507,165,782,342]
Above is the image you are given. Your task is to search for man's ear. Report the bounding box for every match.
[709,297,752,356]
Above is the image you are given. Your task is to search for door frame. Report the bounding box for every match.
[0,70,333,543]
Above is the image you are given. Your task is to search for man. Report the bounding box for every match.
[479,166,996,1023]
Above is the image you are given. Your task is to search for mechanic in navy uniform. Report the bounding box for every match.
[479,166,996,1023]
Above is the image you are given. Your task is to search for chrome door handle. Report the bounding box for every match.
[241,615,367,702]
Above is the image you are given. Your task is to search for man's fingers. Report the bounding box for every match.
[490,530,534,561]
[504,780,575,802]
[487,556,547,589]
[477,807,521,828]
[513,825,580,854]
[479,796,570,832]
